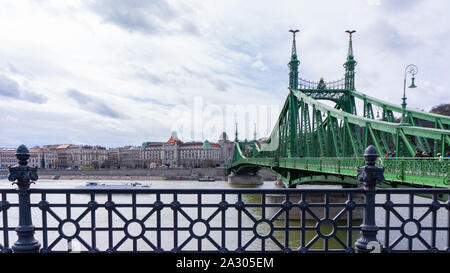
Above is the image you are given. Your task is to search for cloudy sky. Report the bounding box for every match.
[0,0,449,148]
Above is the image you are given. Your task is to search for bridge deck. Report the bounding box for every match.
[231,157,449,188]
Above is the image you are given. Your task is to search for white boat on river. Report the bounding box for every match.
[75,181,151,189]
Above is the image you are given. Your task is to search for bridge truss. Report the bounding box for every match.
[229,31,450,188]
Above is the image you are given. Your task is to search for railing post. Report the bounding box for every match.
[400,160,405,182]
[355,145,385,253]
[8,144,41,253]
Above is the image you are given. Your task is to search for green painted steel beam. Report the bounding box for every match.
[292,89,449,140]
[351,90,450,125]
[398,129,416,156]
[366,123,383,156]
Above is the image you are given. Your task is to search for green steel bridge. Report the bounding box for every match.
[229,30,450,189]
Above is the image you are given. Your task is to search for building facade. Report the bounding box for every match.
[0,148,16,169]
[0,132,235,170]
[0,147,58,169]
[117,146,143,169]
[104,148,119,169]
[43,144,108,169]
[217,132,235,165]
[65,145,108,169]
[141,132,234,168]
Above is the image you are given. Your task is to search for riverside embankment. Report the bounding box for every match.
[0,167,277,181]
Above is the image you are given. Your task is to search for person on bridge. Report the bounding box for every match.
[317,78,326,89]
[414,149,423,158]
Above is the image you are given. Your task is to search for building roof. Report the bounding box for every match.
[210,143,222,148]
[142,142,164,148]
[182,141,221,148]
[182,142,203,147]
[43,144,63,149]
[56,144,71,149]
[167,136,183,144]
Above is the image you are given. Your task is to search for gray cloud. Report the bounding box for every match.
[86,0,199,35]
[128,96,175,107]
[134,66,229,91]
[0,74,47,103]
[182,67,229,92]
[366,21,421,54]
[135,68,164,84]
[0,74,19,98]
[66,88,125,119]
[380,0,423,12]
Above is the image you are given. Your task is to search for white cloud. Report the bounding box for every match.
[251,60,269,71]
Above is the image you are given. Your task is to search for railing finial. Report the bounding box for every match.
[355,145,384,253]
[8,144,41,253]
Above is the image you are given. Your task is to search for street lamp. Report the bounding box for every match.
[400,64,418,125]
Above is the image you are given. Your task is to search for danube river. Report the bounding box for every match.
[0,179,447,252]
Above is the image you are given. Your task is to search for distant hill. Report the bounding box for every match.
[394,103,450,123]
[430,104,450,116]
[390,103,448,154]
[421,103,449,128]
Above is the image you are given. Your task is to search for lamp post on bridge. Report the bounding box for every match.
[400,64,418,126]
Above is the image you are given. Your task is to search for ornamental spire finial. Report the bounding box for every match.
[345,30,356,57]
[288,29,300,90]
[289,29,299,57]
[344,30,357,91]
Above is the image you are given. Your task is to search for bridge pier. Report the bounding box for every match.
[228,172,263,185]
[266,183,364,221]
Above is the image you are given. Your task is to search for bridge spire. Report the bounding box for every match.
[288,29,300,158]
[288,29,300,90]
[234,123,238,142]
[344,30,357,91]
[346,30,355,57]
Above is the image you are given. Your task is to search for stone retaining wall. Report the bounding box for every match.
[0,167,277,181]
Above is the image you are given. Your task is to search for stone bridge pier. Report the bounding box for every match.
[228,172,263,185]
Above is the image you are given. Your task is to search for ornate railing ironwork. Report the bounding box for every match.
[298,78,346,90]
[0,145,449,253]
[234,157,449,188]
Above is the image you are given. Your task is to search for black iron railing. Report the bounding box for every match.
[0,145,449,253]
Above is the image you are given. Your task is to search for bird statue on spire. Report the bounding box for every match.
[289,29,300,57]
[289,29,300,36]
[345,30,356,37]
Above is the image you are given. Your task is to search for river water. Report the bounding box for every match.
[0,179,447,252]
